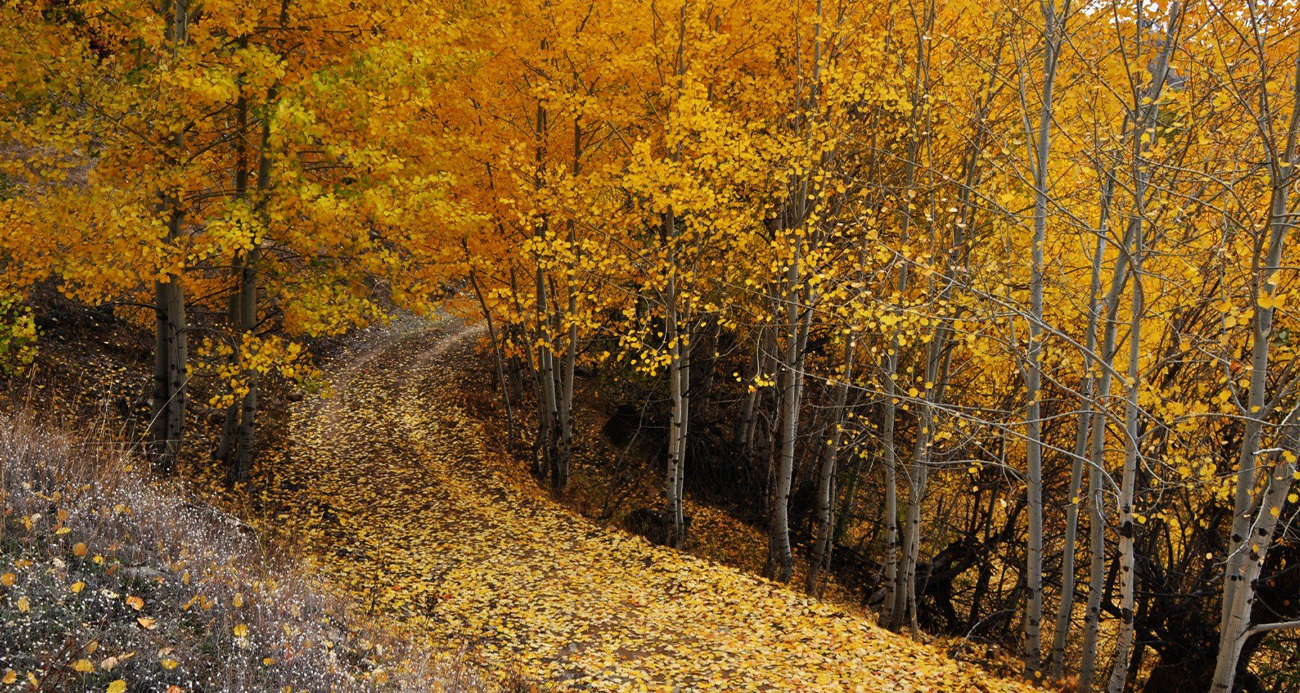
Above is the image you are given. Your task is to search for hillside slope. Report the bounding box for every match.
[254,319,1041,693]
[0,413,498,693]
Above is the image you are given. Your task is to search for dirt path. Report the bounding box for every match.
[265,319,1038,693]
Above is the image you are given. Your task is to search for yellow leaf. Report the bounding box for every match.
[137,617,158,630]
[73,543,88,557]
[107,679,127,693]
[233,623,249,637]
[17,597,30,613]
[160,659,179,670]
[72,660,95,673]
[126,595,144,611]
[0,573,14,587]
[71,581,85,594]
[1,670,15,685]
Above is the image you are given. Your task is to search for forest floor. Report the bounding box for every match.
[248,317,1041,693]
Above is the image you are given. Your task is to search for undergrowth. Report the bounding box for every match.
[0,413,503,693]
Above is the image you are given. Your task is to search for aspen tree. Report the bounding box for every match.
[1211,27,1300,693]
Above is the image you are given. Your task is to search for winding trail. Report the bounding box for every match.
[264,320,1038,693]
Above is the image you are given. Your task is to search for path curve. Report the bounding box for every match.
[266,319,1038,693]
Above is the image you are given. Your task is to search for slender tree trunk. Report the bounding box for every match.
[881,6,934,620]
[894,321,951,636]
[1023,0,1069,670]
[735,327,765,451]
[807,335,854,594]
[1104,11,1183,689]
[531,100,563,492]
[216,85,250,467]
[229,245,260,483]
[1105,227,1143,693]
[215,257,244,466]
[898,433,931,638]
[554,118,583,491]
[1081,8,1183,683]
[1210,413,1300,693]
[767,238,806,583]
[1077,222,1132,691]
[556,303,576,489]
[220,93,276,487]
[1212,49,1300,688]
[1049,186,1108,679]
[469,266,517,452]
[150,0,190,475]
[880,121,923,629]
[663,204,691,549]
[834,445,865,543]
[880,334,902,623]
[151,274,187,473]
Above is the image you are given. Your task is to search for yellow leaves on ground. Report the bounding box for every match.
[258,323,1041,692]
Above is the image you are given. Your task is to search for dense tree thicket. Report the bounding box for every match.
[2,1,1298,691]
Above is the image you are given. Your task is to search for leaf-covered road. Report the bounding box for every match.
[265,320,1039,692]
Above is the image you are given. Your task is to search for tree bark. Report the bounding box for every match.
[1211,43,1300,690]
[1023,0,1070,670]
[1049,177,1107,680]
[663,205,691,549]
[766,234,811,582]
[150,0,191,475]
[807,335,854,594]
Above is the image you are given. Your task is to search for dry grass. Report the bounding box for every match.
[0,413,508,693]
